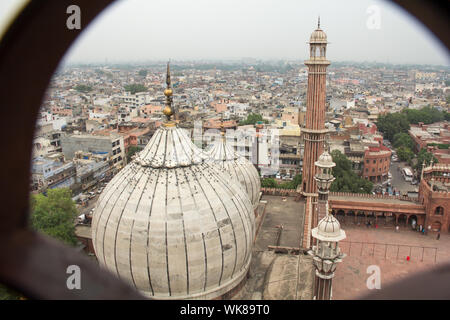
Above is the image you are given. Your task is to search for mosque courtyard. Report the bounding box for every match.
[333,225,450,299]
[233,194,450,300]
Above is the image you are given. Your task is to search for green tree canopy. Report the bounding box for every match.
[138,70,148,77]
[74,84,93,93]
[414,149,438,172]
[261,178,277,188]
[397,146,414,162]
[124,83,147,94]
[30,188,78,246]
[393,132,415,150]
[376,112,410,142]
[239,113,268,126]
[330,150,373,194]
[260,174,302,190]
[402,106,445,125]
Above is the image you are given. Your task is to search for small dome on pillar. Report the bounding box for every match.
[309,28,327,44]
[312,210,346,242]
[315,151,335,168]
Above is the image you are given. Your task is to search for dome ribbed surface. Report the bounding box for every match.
[207,138,261,210]
[310,28,327,43]
[315,151,335,168]
[92,126,254,299]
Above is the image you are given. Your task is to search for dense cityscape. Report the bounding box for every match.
[1,0,449,305]
[33,60,449,198]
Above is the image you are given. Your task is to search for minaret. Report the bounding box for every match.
[301,19,330,248]
[309,150,346,300]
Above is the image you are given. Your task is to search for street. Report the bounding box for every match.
[389,161,418,194]
[76,193,100,217]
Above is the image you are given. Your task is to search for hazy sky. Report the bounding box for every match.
[1,0,449,65]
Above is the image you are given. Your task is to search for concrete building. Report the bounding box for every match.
[75,159,110,192]
[31,155,76,191]
[118,91,151,109]
[279,124,302,177]
[60,133,125,170]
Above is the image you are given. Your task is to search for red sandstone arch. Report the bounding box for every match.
[356,211,366,225]
[408,215,418,227]
[431,221,442,232]
[398,214,408,227]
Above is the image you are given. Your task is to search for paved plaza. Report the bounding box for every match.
[333,225,450,299]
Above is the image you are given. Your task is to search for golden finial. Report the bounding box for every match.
[163,61,175,127]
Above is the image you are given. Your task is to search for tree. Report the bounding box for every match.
[261,178,277,188]
[260,174,302,189]
[330,150,373,194]
[124,83,147,94]
[127,146,143,162]
[415,149,438,173]
[30,188,78,246]
[278,174,302,189]
[397,146,414,162]
[329,150,351,178]
[74,84,92,93]
[138,70,147,77]
[393,133,415,150]
[239,113,268,126]
[1,189,78,299]
[402,106,444,125]
[377,113,410,142]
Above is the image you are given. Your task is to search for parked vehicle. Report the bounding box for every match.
[402,167,413,182]
[77,214,86,224]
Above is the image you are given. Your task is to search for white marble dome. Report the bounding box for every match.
[206,137,261,210]
[92,125,255,299]
[310,27,327,44]
[312,212,346,242]
[315,151,335,168]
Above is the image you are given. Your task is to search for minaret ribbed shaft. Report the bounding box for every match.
[301,22,330,248]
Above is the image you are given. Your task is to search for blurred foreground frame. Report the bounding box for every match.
[0,0,448,300]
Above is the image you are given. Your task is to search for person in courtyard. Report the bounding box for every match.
[437,232,440,240]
